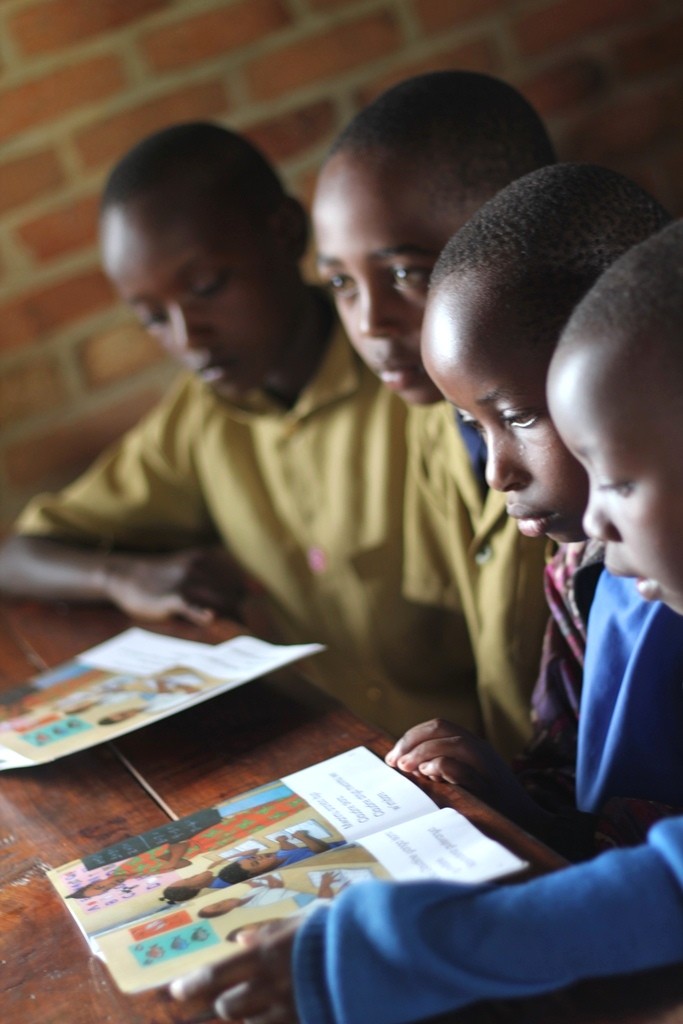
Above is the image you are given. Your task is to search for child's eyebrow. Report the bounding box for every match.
[475,386,520,406]
[372,244,440,260]
[126,253,209,304]
[316,244,438,267]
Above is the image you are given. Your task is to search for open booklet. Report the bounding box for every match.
[48,746,527,993]
[0,627,322,769]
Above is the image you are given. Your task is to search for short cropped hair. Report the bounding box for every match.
[431,162,672,343]
[564,219,683,346]
[328,71,556,205]
[217,861,251,885]
[101,121,285,221]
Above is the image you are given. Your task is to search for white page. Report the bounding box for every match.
[0,744,35,768]
[360,806,527,883]
[74,628,322,677]
[283,746,437,842]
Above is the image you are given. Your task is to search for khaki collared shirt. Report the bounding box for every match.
[404,402,552,757]
[16,325,478,738]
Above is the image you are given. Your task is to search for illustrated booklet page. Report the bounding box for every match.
[0,627,322,769]
[47,746,527,993]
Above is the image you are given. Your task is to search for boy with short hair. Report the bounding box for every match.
[169,186,683,1024]
[313,71,556,756]
[388,162,683,861]
[549,218,683,616]
[0,122,473,738]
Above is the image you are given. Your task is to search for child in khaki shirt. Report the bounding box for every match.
[312,71,554,755]
[0,122,475,738]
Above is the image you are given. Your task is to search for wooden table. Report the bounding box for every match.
[1,599,682,1024]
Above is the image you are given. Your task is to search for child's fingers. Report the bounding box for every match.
[170,950,254,1002]
[386,718,461,765]
[396,731,500,778]
[214,982,294,1023]
[417,756,486,793]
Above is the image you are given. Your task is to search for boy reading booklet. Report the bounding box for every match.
[48,746,526,993]
[0,627,321,769]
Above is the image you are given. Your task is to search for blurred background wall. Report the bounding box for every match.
[1,0,682,530]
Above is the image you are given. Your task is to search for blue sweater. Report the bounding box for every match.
[578,572,683,811]
[294,816,683,1024]
[292,575,683,1020]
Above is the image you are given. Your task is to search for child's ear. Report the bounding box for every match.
[268,195,309,261]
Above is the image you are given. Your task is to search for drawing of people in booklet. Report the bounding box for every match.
[0,628,323,769]
[0,661,219,764]
[48,779,347,939]
[48,747,528,994]
[94,844,388,993]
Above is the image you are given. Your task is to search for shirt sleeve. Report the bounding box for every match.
[14,374,217,550]
[293,816,683,1024]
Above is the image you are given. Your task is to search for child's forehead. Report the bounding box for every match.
[425,278,554,381]
[315,146,480,225]
[113,187,251,238]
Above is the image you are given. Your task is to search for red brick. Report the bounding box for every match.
[246,100,336,164]
[79,323,165,388]
[355,37,502,108]
[415,0,506,34]
[0,269,115,352]
[514,0,650,56]
[566,85,679,163]
[74,81,229,171]
[307,0,359,10]
[142,0,290,72]
[0,148,64,216]
[8,0,168,56]
[17,193,100,264]
[4,389,163,487]
[0,355,66,429]
[0,55,125,142]
[616,15,683,79]
[521,57,606,117]
[245,12,402,100]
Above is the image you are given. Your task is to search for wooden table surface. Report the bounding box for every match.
[1,599,682,1024]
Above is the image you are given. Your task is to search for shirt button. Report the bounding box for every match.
[366,686,382,702]
[474,544,492,565]
[307,546,328,573]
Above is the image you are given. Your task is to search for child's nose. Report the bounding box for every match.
[582,495,621,543]
[485,439,527,492]
[167,304,206,353]
[358,283,400,339]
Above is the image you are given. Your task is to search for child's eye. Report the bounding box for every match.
[506,413,538,429]
[138,308,168,330]
[608,481,635,497]
[323,273,356,298]
[457,411,485,435]
[191,270,228,298]
[392,266,430,291]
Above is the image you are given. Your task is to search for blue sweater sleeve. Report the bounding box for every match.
[294,817,683,1024]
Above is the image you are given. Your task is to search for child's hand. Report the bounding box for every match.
[386,719,551,834]
[386,718,489,782]
[170,916,301,1022]
[103,546,253,625]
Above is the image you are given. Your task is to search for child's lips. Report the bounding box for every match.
[507,505,554,538]
[378,364,424,391]
[198,360,238,384]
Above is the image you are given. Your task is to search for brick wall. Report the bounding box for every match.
[1,0,682,529]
